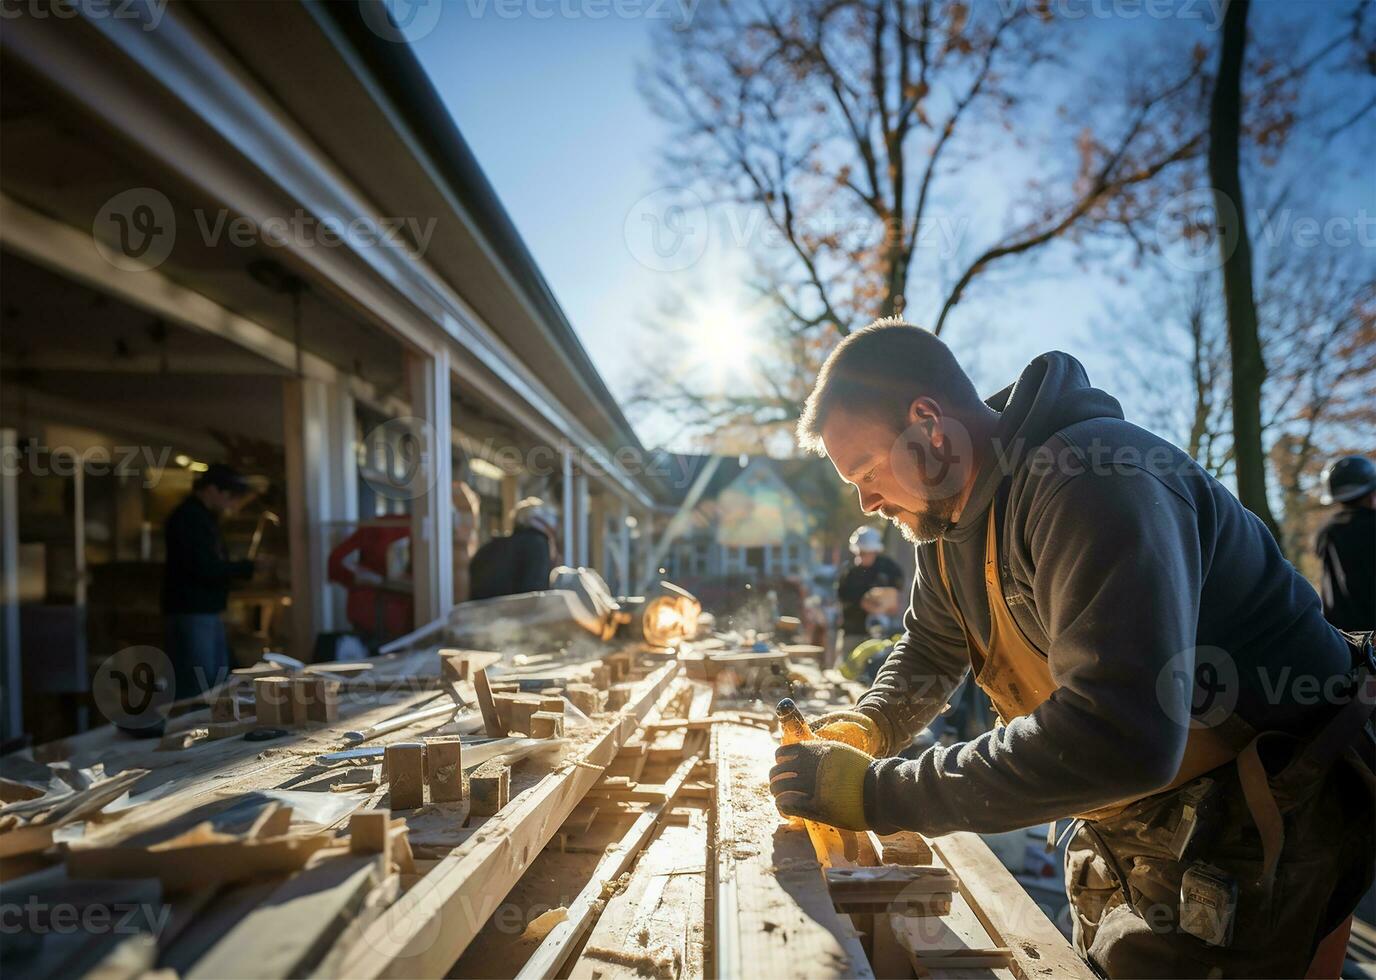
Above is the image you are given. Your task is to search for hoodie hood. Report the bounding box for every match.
[945,352,1124,544]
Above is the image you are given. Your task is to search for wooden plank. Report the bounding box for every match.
[472,668,505,737]
[826,866,957,898]
[158,879,281,975]
[340,662,682,979]
[869,830,933,866]
[929,833,1092,980]
[187,853,386,979]
[713,723,873,980]
[647,681,714,763]
[517,753,703,980]
[889,890,1013,974]
[568,813,708,980]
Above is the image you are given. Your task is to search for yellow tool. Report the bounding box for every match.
[776,697,814,745]
[775,698,861,863]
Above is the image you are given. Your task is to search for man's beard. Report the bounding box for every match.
[884,498,958,546]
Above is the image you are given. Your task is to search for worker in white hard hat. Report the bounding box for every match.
[469,497,562,600]
[835,525,903,668]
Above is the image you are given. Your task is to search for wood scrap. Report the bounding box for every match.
[210,695,240,723]
[340,662,681,978]
[383,743,425,810]
[349,810,391,860]
[425,737,464,803]
[529,711,564,739]
[66,824,335,892]
[472,668,505,737]
[869,830,933,866]
[254,678,293,727]
[469,762,510,817]
[0,821,54,859]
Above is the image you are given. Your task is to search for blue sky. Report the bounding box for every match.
[409,1,1371,451]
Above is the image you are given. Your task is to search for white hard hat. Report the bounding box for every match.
[512,497,558,538]
[849,526,883,554]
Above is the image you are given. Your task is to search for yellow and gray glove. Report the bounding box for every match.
[770,740,874,831]
[810,708,886,756]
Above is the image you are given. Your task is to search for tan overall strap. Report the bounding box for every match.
[1237,740,1284,894]
[934,505,1252,822]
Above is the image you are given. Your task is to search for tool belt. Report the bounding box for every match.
[1072,630,1376,951]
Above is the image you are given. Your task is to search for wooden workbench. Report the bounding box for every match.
[1,637,1091,980]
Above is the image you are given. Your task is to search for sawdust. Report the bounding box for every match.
[599,870,631,900]
[520,905,568,941]
[580,944,679,978]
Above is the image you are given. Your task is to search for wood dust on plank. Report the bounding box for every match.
[579,944,680,978]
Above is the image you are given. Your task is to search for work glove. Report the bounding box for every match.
[810,708,885,756]
[770,740,874,832]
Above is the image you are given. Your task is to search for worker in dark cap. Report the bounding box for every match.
[162,463,260,699]
[469,497,560,601]
[1316,455,1376,632]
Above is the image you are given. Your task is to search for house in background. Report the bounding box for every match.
[650,453,847,625]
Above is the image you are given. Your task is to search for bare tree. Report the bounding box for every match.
[1099,271,1232,477]
[637,0,1371,455]
[636,0,1231,443]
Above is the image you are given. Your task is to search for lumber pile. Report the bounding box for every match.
[1,630,1091,980]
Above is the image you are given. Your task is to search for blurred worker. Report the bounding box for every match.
[1316,455,1375,631]
[162,463,259,699]
[835,525,904,667]
[770,320,1373,978]
[327,514,413,647]
[469,497,559,600]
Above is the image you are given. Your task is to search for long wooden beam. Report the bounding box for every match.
[516,751,704,980]
[339,663,681,978]
[929,832,1094,980]
[712,724,874,980]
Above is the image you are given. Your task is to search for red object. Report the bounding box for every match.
[1304,914,1352,979]
[327,518,413,641]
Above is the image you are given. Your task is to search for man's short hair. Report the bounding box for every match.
[796,317,980,455]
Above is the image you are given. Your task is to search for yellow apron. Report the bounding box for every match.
[936,507,1246,822]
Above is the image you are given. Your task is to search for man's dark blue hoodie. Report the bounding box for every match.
[857,352,1352,835]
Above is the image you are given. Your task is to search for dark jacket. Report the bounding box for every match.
[859,352,1352,836]
[1316,506,1375,631]
[162,495,254,614]
[469,527,553,601]
[837,555,905,634]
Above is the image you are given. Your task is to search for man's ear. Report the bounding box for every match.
[906,397,942,440]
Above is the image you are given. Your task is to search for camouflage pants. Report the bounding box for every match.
[1065,752,1374,978]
